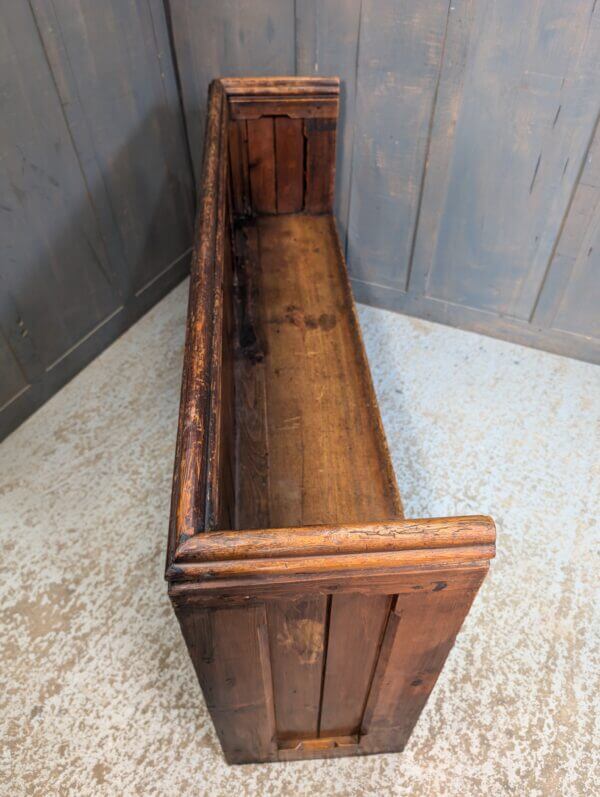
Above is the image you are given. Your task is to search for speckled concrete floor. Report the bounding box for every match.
[1,280,599,796]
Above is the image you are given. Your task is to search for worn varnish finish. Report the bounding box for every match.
[166,77,495,764]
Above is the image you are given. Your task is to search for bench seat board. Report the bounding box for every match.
[235,214,401,530]
[166,77,495,764]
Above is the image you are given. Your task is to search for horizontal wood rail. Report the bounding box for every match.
[174,516,495,562]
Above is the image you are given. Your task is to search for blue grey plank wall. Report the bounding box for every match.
[0,0,194,440]
[1,1,599,438]
[169,0,600,366]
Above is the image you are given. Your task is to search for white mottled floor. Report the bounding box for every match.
[1,280,598,797]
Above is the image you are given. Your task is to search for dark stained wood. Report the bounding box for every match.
[247,118,277,213]
[360,569,487,753]
[175,603,277,764]
[275,118,304,213]
[167,77,495,765]
[304,118,337,213]
[228,120,250,216]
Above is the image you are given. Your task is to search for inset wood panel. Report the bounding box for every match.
[175,604,276,764]
[266,597,327,740]
[361,570,487,753]
[229,120,250,215]
[247,119,277,213]
[275,118,304,213]
[319,593,391,737]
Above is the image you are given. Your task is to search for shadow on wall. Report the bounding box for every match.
[0,108,196,440]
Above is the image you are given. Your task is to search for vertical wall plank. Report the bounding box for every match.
[346,0,452,287]
[0,1,118,371]
[167,0,295,184]
[295,0,362,241]
[32,0,195,296]
[247,118,277,213]
[412,0,600,319]
[275,118,304,213]
[0,0,195,439]
[533,118,600,338]
[0,332,28,411]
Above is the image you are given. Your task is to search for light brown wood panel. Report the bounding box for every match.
[360,568,487,753]
[235,214,401,528]
[228,120,250,216]
[319,593,391,737]
[266,597,327,740]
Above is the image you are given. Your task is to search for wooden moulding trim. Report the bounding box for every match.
[228,99,338,121]
[166,80,228,567]
[167,545,495,583]
[219,77,340,96]
[168,563,489,603]
[176,516,495,562]
[166,516,496,584]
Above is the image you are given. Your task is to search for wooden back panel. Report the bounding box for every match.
[226,78,338,216]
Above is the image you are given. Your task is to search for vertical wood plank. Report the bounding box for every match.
[319,593,391,737]
[266,597,327,741]
[275,117,304,213]
[247,118,277,214]
[533,119,600,337]
[411,0,600,320]
[346,0,451,286]
[305,119,336,213]
[32,0,194,296]
[0,0,195,439]
[234,223,272,530]
[229,120,251,215]
[360,571,486,753]
[175,603,277,764]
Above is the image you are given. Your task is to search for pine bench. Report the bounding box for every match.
[165,76,495,764]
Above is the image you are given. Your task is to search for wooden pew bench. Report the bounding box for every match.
[165,76,495,764]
